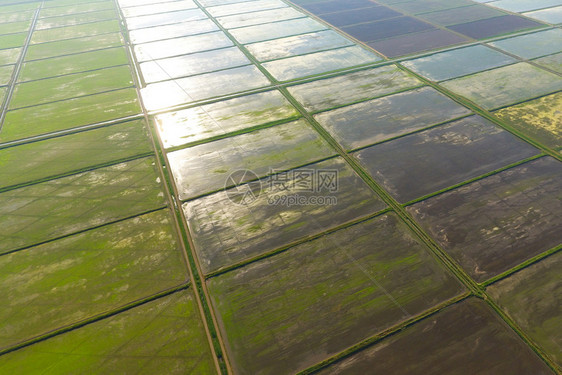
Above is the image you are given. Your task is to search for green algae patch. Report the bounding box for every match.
[494,92,562,150]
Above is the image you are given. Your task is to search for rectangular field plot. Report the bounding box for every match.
[533,52,562,73]
[418,4,507,26]
[25,33,124,60]
[319,298,553,375]
[447,15,543,39]
[487,252,562,367]
[0,20,31,35]
[0,120,152,189]
[129,19,219,44]
[320,6,401,28]
[524,6,562,24]
[229,18,327,44]
[262,46,380,81]
[168,119,334,200]
[489,29,562,59]
[0,10,34,23]
[342,17,434,42]
[154,90,299,148]
[19,47,129,82]
[125,9,207,30]
[315,86,472,151]
[216,7,305,29]
[391,0,474,14]
[1,88,140,142]
[184,158,387,274]
[133,31,233,62]
[35,9,118,30]
[0,65,12,86]
[10,65,133,109]
[208,212,464,375]
[401,45,516,82]
[0,291,217,375]
[299,0,380,15]
[0,47,21,66]
[487,0,562,13]
[246,30,354,62]
[440,63,562,110]
[139,47,250,84]
[0,33,27,49]
[0,157,167,254]
[39,1,114,17]
[354,115,539,203]
[289,65,422,112]
[0,210,188,350]
[368,28,468,58]
[494,92,562,150]
[121,0,198,17]
[206,0,287,17]
[141,66,271,111]
[407,157,562,282]
[31,20,122,44]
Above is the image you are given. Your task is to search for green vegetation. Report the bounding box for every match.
[0,209,188,349]
[10,65,133,109]
[0,32,27,49]
[0,157,167,253]
[0,64,12,85]
[0,291,217,374]
[1,88,140,142]
[488,252,562,367]
[35,9,117,30]
[31,20,121,44]
[25,33,123,60]
[0,120,152,189]
[19,47,128,81]
[0,47,20,65]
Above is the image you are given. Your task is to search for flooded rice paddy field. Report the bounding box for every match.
[0,0,560,374]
